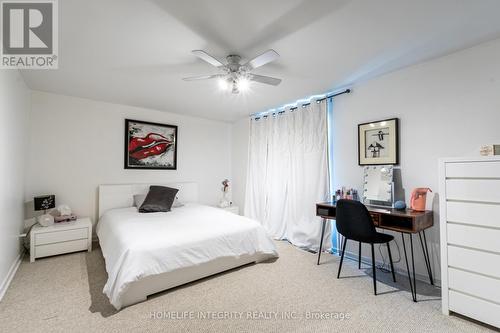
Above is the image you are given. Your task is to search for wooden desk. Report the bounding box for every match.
[316,202,434,302]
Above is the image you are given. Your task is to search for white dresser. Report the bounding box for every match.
[439,157,500,328]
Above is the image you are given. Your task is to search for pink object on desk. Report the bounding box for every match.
[410,188,432,211]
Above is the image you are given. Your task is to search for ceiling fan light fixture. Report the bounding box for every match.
[236,77,250,92]
[231,82,239,94]
[185,49,282,93]
[218,77,229,91]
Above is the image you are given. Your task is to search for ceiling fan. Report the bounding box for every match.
[183,49,282,94]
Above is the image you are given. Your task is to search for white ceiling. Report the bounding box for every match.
[21,0,500,122]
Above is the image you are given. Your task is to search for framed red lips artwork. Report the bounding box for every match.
[124,119,178,170]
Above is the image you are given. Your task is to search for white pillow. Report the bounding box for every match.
[133,194,146,208]
[133,194,184,208]
[172,196,185,208]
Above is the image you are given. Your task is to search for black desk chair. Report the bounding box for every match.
[336,199,396,295]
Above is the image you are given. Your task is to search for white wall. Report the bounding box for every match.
[231,38,500,282]
[25,92,232,227]
[0,70,30,297]
[332,38,500,281]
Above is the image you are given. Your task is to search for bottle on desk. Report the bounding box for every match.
[333,188,359,202]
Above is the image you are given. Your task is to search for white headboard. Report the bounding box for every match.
[98,182,199,218]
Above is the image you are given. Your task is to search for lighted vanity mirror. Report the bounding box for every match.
[363,165,394,207]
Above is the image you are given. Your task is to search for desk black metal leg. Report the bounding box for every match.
[387,242,396,283]
[401,233,416,302]
[410,234,417,302]
[422,230,434,285]
[418,232,431,283]
[371,243,377,295]
[317,218,327,265]
[418,231,434,285]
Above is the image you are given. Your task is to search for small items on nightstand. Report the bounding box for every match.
[52,205,78,223]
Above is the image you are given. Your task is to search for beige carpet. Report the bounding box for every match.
[0,241,495,333]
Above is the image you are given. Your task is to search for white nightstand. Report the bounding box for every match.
[218,205,240,215]
[30,217,92,262]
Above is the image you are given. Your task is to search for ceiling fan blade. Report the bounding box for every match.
[244,49,280,70]
[182,74,220,81]
[191,50,224,67]
[249,74,282,86]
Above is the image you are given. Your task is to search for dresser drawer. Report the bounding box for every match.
[448,268,500,304]
[448,245,500,278]
[446,179,500,203]
[446,201,500,228]
[446,161,500,178]
[35,239,88,258]
[447,224,500,254]
[449,290,500,328]
[35,227,89,245]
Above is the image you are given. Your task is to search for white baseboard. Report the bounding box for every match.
[0,251,24,302]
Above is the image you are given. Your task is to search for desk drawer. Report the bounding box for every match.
[448,268,500,304]
[447,224,500,254]
[449,290,500,328]
[35,239,88,258]
[370,213,380,226]
[316,206,335,217]
[35,228,88,245]
[448,246,500,278]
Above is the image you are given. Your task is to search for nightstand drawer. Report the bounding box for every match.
[35,227,88,245]
[35,239,88,258]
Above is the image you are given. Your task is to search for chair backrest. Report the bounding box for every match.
[336,199,377,242]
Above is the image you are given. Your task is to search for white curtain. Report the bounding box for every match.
[244,100,330,251]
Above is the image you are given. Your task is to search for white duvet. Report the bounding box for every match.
[97,204,278,309]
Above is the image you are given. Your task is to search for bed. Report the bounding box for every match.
[96,182,278,310]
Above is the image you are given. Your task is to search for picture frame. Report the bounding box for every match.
[358,118,399,165]
[124,119,178,170]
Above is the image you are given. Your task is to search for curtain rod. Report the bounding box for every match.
[290,88,351,110]
[318,88,351,101]
[252,88,351,118]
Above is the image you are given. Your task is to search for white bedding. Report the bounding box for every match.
[97,203,278,309]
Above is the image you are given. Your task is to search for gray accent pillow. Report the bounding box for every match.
[134,194,184,208]
[139,186,179,213]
